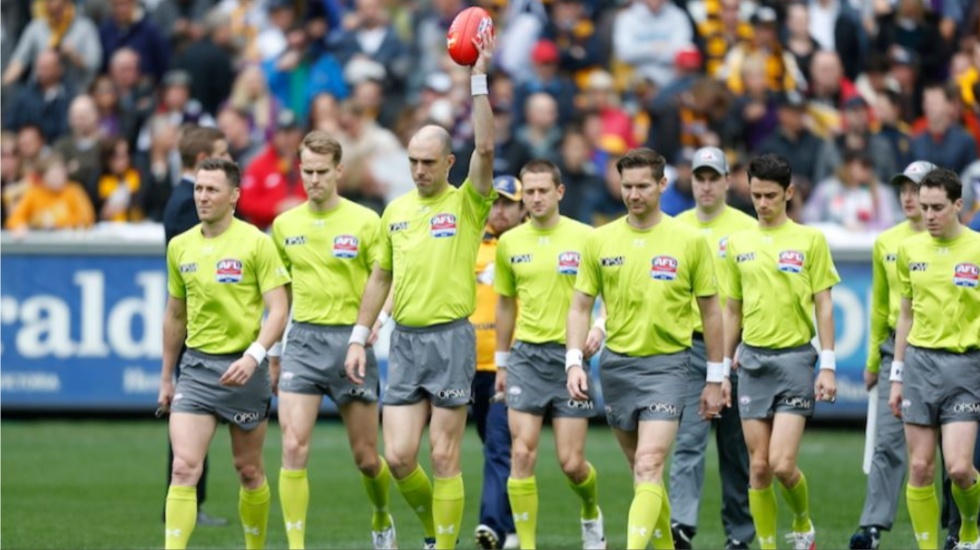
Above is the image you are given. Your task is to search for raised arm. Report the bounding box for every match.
[467,27,496,197]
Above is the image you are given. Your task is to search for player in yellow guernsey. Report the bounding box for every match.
[472,175,525,550]
[849,161,934,550]
[160,158,290,550]
[723,153,840,550]
[494,159,606,550]
[567,148,727,550]
[670,147,757,550]
[268,132,395,550]
[345,27,497,550]
[887,168,980,550]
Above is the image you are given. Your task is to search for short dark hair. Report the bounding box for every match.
[519,159,562,186]
[615,148,666,180]
[179,126,225,170]
[197,157,241,188]
[919,167,962,202]
[748,153,792,189]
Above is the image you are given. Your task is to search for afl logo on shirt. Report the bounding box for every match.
[718,237,729,259]
[778,250,805,273]
[430,213,457,238]
[332,235,359,259]
[954,263,979,288]
[216,259,243,283]
[558,251,581,275]
[651,256,679,281]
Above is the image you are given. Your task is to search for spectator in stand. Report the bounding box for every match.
[335,99,410,210]
[719,6,806,95]
[783,2,820,80]
[854,54,898,107]
[612,0,693,89]
[410,0,465,96]
[515,93,562,163]
[90,75,126,140]
[331,0,410,101]
[94,137,148,221]
[307,92,342,135]
[910,83,977,174]
[139,116,182,219]
[691,0,754,78]
[4,50,72,143]
[556,126,602,223]
[542,0,602,88]
[227,65,281,142]
[99,0,170,85]
[814,96,896,185]
[108,48,155,147]
[172,7,235,117]
[5,152,94,233]
[263,24,348,121]
[886,46,922,123]
[216,105,262,168]
[489,0,548,85]
[758,90,823,191]
[875,89,914,170]
[1,132,25,224]
[352,77,398,130]
[805,50,859,139]
[53,94,103,199]
[727,52,780,153]
[580,70,636,151]
[151,0,212,55]
[1,0,102,92]
[512,38,578,127]
[137,70,214,157]
[238,109,305,230]
[490,103,531,180]
[661,147,696,215]
[15,124,48,177]
[647,77,731,165]
[875,0,950,84]
[805,0,866,81]
[803,150,899,232]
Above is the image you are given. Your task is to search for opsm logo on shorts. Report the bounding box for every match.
[430,213,457,238]
[332,235,359,259]
[651,255,678,281]
[777,250,805,273]
[954,263,979,288]
[557,251,581,275]
[216,259,243,283]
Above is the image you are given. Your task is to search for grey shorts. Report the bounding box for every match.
[599,349,688,431]
[506,341,597,418]
[737,344,817,419]
[384,318,476,408]
[171,348,272,431]
[280,322,379,405]
[901,346,980,426]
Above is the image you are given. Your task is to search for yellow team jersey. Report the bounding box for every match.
[379,179,496,327]
[725,220,840,349]
[676,206,757,334]
[897,229,980,352]
[495,216,594,344]
[167,218,291,354]
[471,233,499,372]
[867,221,921,372]
[575,216,717,356]
[271,199,382,325]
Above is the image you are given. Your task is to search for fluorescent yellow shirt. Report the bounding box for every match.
[495,216,594,344]
[867,221,921,372]
[575,216,717,356]
[471,232,499,372]
[726,220,840,348]
[167,218,291,354]
[676,206,757,334]
[271,199,382,325]
[379,179,496,327]
[897,229,980,352]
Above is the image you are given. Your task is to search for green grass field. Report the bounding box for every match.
[1,420,923,549]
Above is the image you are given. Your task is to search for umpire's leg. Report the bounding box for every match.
[668,336,711,535]
[716,373,755,543]
[473,371,515,543]
[943,424,980,540]
[859,367,907,530]
[166,352,210,514]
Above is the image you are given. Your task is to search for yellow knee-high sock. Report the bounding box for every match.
[779,471,812,532]
[907,483,940,550]
[507,476,539,549]
[749,484,778,550]
[626,482,664,550]
[432,474,465,550]
[395,465,435,539]
[164,485,197,550]
[362,458,393,531]
[951,473,980,544]
[240,479,271,550]
[650,488,675,550]
[279,468,308,549]
[567,462,600,520]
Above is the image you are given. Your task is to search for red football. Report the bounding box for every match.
[446,7,494,66]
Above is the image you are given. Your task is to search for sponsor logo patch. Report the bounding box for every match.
[284,235,306,246]
[389,221,408,233]
[430,213,457,238]
[332,235,359,259]
[651,255,679,281]
[215,259,243,283]
[601,256,624,267]
[557,251,581,275]
[777,250,805,273]
[909,262,928,272]
[510,254,532,264]
[179,263,197,274]
[735,252,755,263]
[953,263,979,288]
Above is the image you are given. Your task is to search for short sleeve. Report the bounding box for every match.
[362,214,384,271]
[166,241,186,299]
[725,236,743,301]
[270,218,291,274]
[808,231,841,294]
[254,234,291,294]
[460,178,496,230]
[574,232,601,298]
[691,234,718,297]
[897,242,912,299]
[378,207,394,272]
[493,237,516,297]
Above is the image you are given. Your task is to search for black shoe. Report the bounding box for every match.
[196,510,229,527]
[849,526,881,549]
[671,522,695,550]
[725,537,750,549]
[945,534,960,550]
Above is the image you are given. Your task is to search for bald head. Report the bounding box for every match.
[110,48,140,88]
[411,125,453,156]
[69,95,99,136]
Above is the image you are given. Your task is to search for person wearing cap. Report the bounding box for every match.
[670,147,757,550]
[471,175,526,550]
[887,167,980,550]
[566,147,725,550]
[723,153,840,550]
[237,109,305,231]
[848,160,934,550]
[494,159,605,550]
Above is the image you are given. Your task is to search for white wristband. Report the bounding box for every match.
[268,341,283,358]
[378,311,391,326]
[565,348,584,372]
[471,74,488,96]
[819,349,836,371]
[349,324,371,346]
[244,342,267,364]
[495,351,511,369]
[706,361,726,383]
[723,357,732,378]
[890,360,904,383]
[592,318,606,335]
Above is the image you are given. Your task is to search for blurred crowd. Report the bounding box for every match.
[2,0,980,235]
